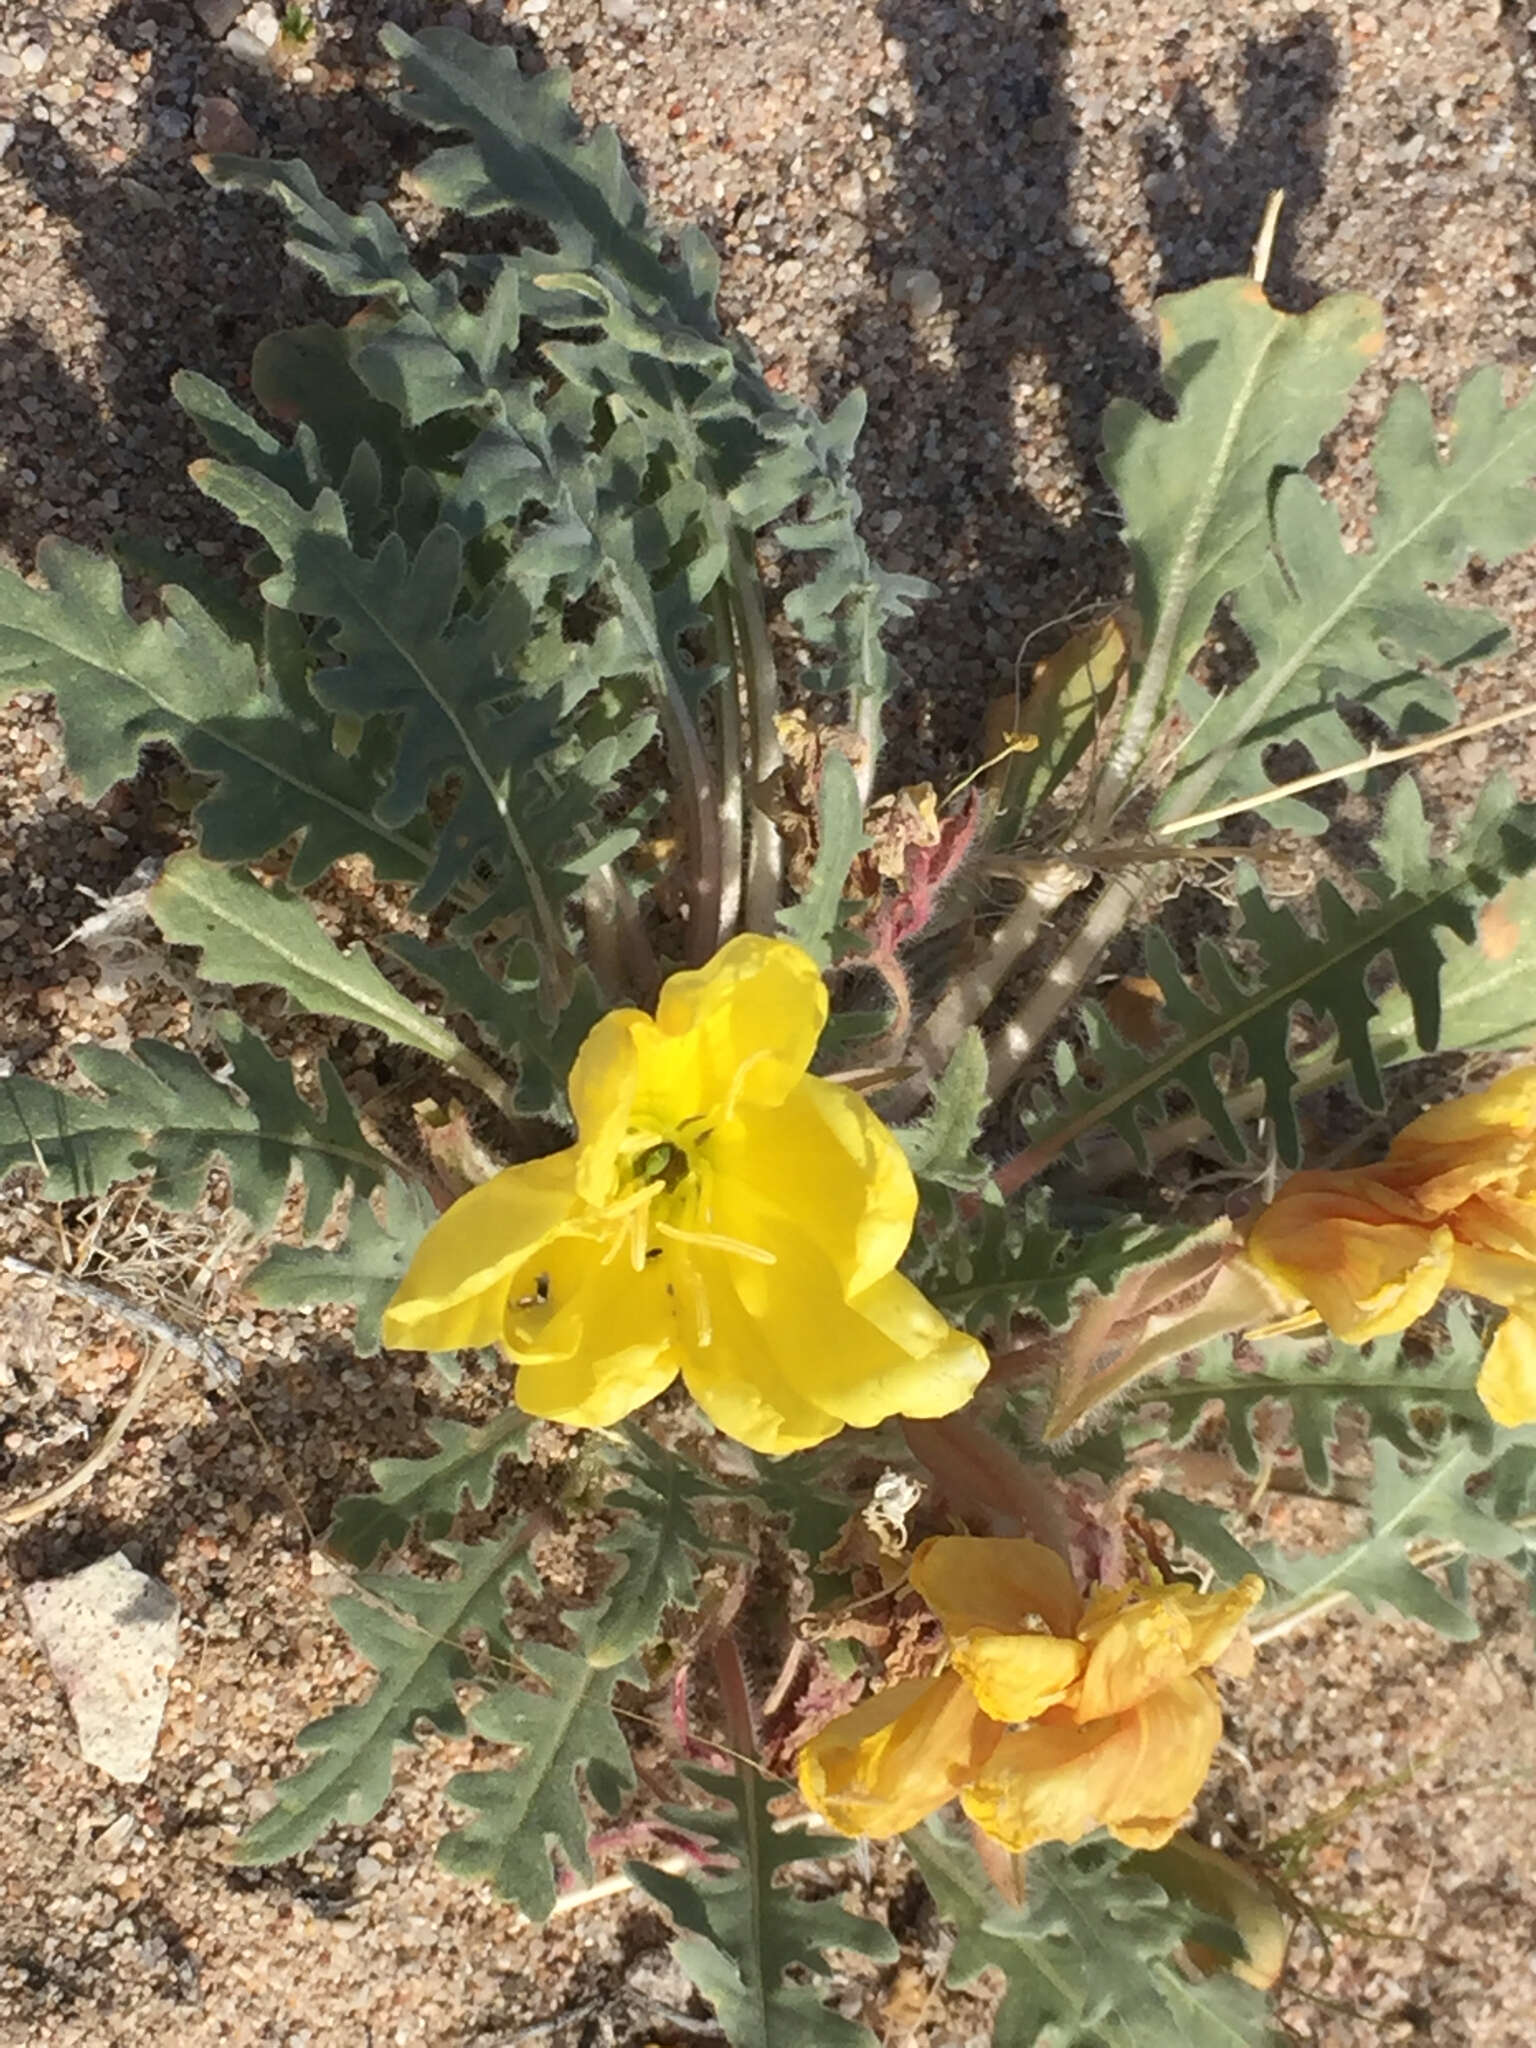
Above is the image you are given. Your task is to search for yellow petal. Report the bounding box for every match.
[1164,1576,1265,1674]
[1075,1587,1196,1722]
[1103,1675,1224,1852]
[1448,1238,1536,1315]
[711,1075,917,1295]
[690,1234,986,1443]
[1075,1576,1262,1720]
[566,1010,645,1204]
[1456,1189,1536,1262]
[950,1629,1087,1723]
[380,1152,580,1354]
[509,1232,682,1429]
[1475,1310,1536,1428]
[960,1673,1222,1854]
[910,1536,1083,1641]
[959,1712,1141,1854]
[678,1256,846,1455]
[652,934,827,1113]
[1245,1170,1454,1342]
[796,1670,1001,1839]
[1391,1064,1536,1151]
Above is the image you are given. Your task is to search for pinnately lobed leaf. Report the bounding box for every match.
[631,1765,895,2048]
[907,1817,1273,2048]
[148,851,470,1067]
[1148,1430,1530,1645]
[437,1637,637,1920]
[326,1407,532,1568]
[247,1174,442,1358]
[0,1018,387,1237]
[1165,362,1536,828]
[1017,777,1536,1174]
[238,1530,536,1865]
[777,748,870,967]
[1100,276,1383,789]
[1129,1311,1490,1492]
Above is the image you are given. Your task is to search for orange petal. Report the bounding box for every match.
[950,1629,1087,1723]
[796,1669,1001,1839]
[1475,1310,1536,1428]
[960,1673,1222,1855]
[910,1535,1083,1641]
[1103,1675,1224,1852]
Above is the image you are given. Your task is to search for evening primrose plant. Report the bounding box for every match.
[7,25,1536,2045]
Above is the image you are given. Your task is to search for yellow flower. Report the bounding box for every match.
[380,934,988,1454]
[1245,1065,1536,1426]
[796,1535,1262,1854]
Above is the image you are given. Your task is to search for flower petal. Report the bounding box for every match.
[678,1256,846,1454]
[960,1674,1221,1854]
[1075,1576,1262,1720]
[380,1152,580,1354]
[711,1076,916,1296]
[1075,1587,1196,1722]
[950,1629,1087,1723]
[959,1712,1141,1853]
[910,1536,1083,1641]
[566,1011,645,1203]
[653,934,827,1112]
[797,1670,1001,1839]
[1102,1675,1224,1851]
[1475,1310,1536,1428]
[687,1222,986,1440]
[1245,1170,1454,1342]
[509,1232,682,1428]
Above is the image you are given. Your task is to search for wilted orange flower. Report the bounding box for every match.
[1246,1066,1536,1426]
[796,1535,1261,1853]
[380,934,987,1454]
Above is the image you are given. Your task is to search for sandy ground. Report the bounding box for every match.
[4,1,1536,2042]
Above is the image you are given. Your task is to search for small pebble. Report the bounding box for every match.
[242,2,281,48]
[194,0,246,36]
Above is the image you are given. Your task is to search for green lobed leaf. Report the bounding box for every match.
[907,1818,1273,2048]
[778,749,869,967]
[1254,1436,1525,1640]
[911,1188,1199,1342]
[437,1636,637,1918]
[1125,1308,1491,1491]
[1164,363,1536,828]
[1150,1432,1529,1642]
[238,1528,535,1864]
[1102,275,1383,788]
[148,851,471,1066]
[630,1765,895,2048]
[0,1018,387,1235]
[899,1028,991,1192]
[326,1408,531,1569]
[389,933,601,1123]
[1022,777,1536,1171]
[584,1427,721,1668]
[247,1174,440,1357]
[0,536,426,888]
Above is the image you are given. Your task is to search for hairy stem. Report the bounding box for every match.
[727,533,785,933]
[903,1413,1074,1557]
[711,583,746,941]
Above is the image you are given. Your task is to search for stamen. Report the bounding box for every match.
[655,1220,775,1265]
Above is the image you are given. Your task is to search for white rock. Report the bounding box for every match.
[890,266,943,320]
[242,2,281,48]
[23,1553,180,1786]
